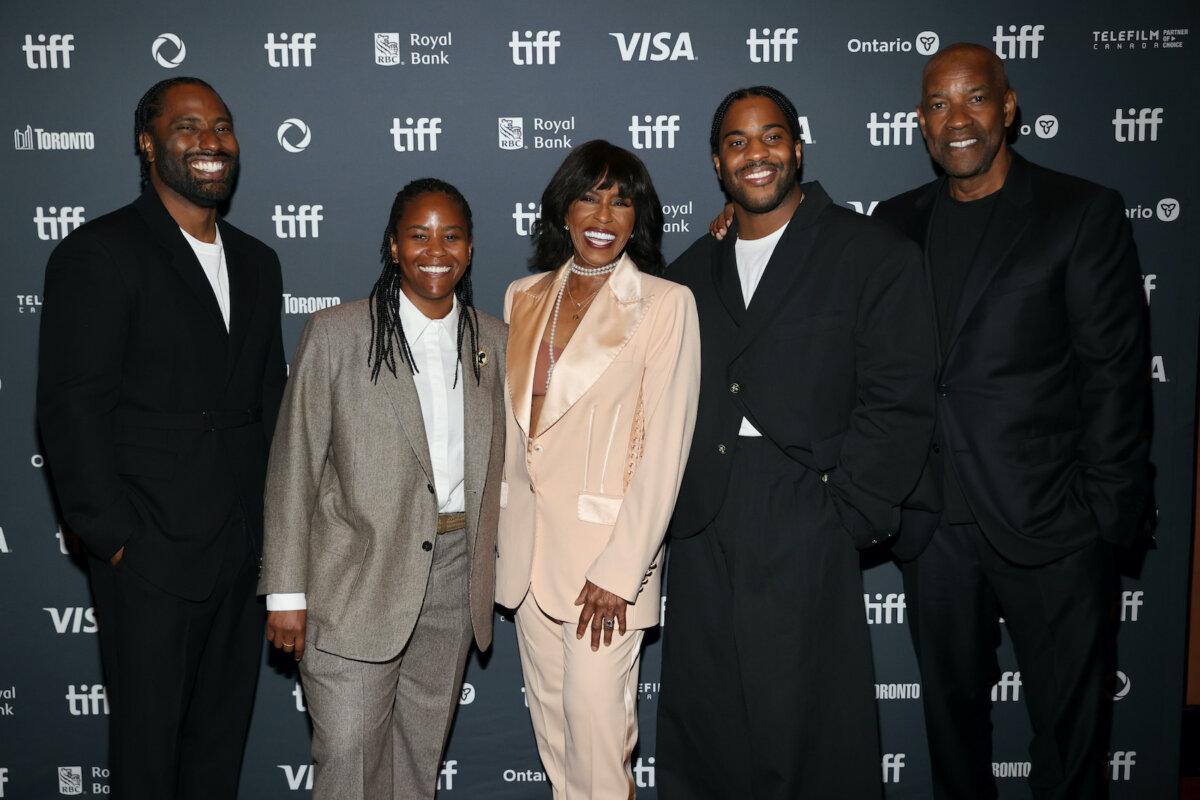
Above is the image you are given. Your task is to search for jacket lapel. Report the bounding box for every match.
[462,328,494,554]
[536,254,647,436]
[220,222,258,381]
[506,270,558,437]
[377,360,434,484]
[914,181,945,362]
[711,229,746,326]
[943,154,1034,355]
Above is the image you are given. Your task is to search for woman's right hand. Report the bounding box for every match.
[709,204,735,240]
[267,610,307,661]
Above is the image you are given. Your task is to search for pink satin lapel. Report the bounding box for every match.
[506,270,560,436]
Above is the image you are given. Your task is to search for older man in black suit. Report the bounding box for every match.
[37,77,286,799]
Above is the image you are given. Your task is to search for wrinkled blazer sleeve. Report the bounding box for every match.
[585,286,701,601]
[259,314,332,595]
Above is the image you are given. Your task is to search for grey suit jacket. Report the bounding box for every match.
[259,299,506,661]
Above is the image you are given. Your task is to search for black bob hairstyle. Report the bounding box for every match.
[528,139,665,275]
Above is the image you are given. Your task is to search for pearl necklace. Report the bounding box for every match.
[545,257,619,390]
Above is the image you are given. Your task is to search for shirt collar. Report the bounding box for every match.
[397,290,459,345]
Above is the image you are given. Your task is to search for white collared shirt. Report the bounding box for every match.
[266,291,466,612]
[733,221,788,437]
[179,226,230,331]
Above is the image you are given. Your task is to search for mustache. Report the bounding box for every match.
[185,148,237,161]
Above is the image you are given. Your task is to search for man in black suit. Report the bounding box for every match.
[873,44,1150,799]
[37,77,286,799]
[657,86,936,799]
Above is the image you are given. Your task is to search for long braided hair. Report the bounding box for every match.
[133,76,222,190]
[368,178,481,387]
[709,85,801,154]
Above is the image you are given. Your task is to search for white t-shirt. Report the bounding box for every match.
[733,222,788,436]
[179,227,230,331]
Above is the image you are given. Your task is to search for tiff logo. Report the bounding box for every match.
[1143,274,1156,305]
[634,756,655,788]
[66,684,108,716]
[23,34,74,69]
[1121,590,1143,621]
[868,112,919,146]
[510,30,560,65]
[391,117,442,152]
[273,204,324,238]
[993,24,1045,59]
[882,753,906,783]
[513,203,541,236]
[1113,108,1164,142]
[44,607,97,634]
[293,681,306,712]
[629,114,680,149]
[437,760,458,790]
[747,27,798,62]
[34,206,85,241]
[864,592,905,624]
[0,767,6,797]
[991,670,1021,702]
[1109,751,1136,781]
[611,32,696,61]
[265,33,317,68]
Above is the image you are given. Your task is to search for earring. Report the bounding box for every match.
[563,224,569,231]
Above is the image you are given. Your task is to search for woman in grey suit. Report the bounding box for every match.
[258,179,507,800]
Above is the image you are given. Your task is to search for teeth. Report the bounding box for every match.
[949,139,977,149]
[418,265,451,274]
[744,169,774,180]
[585,231,616,242]
[191,160,225,172]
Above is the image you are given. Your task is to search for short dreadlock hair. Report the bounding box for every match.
[709,86,801,154]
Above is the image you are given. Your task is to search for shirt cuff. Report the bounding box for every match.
[266,592,307,611]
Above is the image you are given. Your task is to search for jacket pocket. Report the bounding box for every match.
[577,492,623,525]
[500,481,509,509]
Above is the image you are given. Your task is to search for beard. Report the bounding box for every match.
[720,154,799,215]
[151,134,239,208]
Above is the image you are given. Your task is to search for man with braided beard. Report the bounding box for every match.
[259,179,507,800]
[657,86,936,799]
[37,77,286,799]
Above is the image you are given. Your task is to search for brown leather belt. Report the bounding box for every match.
[436,512,467,535]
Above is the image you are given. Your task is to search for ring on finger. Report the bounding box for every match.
[282,642,295,648]
[602,618,615,629]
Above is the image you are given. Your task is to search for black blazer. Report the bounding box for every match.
[669,182,937,549]
[37,189,287,600]
[875,153,1150,565]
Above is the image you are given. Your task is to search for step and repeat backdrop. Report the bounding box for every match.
[1,1,1196,798]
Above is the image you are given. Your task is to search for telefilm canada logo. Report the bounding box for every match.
[151,33,186,68]
[14,126,94,151]
[1092,27,1189,51]
[847,30,940,55]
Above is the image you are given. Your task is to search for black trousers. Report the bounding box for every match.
[902,523,1114,800]
[88,514,264,800]
[658,438,881,800]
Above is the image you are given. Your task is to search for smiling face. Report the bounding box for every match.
[388,192,472,319]
[140,83,239,208]
[713,96,802,216]
[918,46,1016,192]
[565,181,636,268]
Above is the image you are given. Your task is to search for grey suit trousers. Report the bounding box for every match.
[300,530,472,800]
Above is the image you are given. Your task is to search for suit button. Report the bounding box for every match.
[427,483,435,493]
[717,443,727,455]
[729,382,741,394]
[820,473,829,483]
[937,383,949,397]
[931,442,941,454]
[421,541,432,552]
[533,444,543,453]
[529,484,535,493]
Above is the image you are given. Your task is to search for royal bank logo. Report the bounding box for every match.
[513,203,541,236]
[272,205,324,238]
[1113,107,1164,142]
[510,30,560,65]
[45,607,97,634]
[747,27,798,62]
[1093,28,1189,52]
[265,33,316,68]
[498,117,524,149]
[151,33,186,68]
[409,32,452,65]
[13,126,95,151]
[459,683,476,705]
[34,206,85,241]
[629,114,680,149]
[1109,751,1136,781]
[991,670,1021,701]
[610,32,696,61]
[864,592,905,623]
[993,24,1045,59]
[276,118,311,153]
[1121,589,1144,620]
[65,685,108,716]
[867,111,919,146]
[662,201,693,233]
[23,34,74,69]
[375,33,401,65]
[390,117,442,152]
[847,30,939,55]
[57,766,83,795]
[882,754,906,784]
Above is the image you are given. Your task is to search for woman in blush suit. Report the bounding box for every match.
[496,139,700,799]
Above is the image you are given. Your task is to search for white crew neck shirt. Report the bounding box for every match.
[179,226,230,331]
